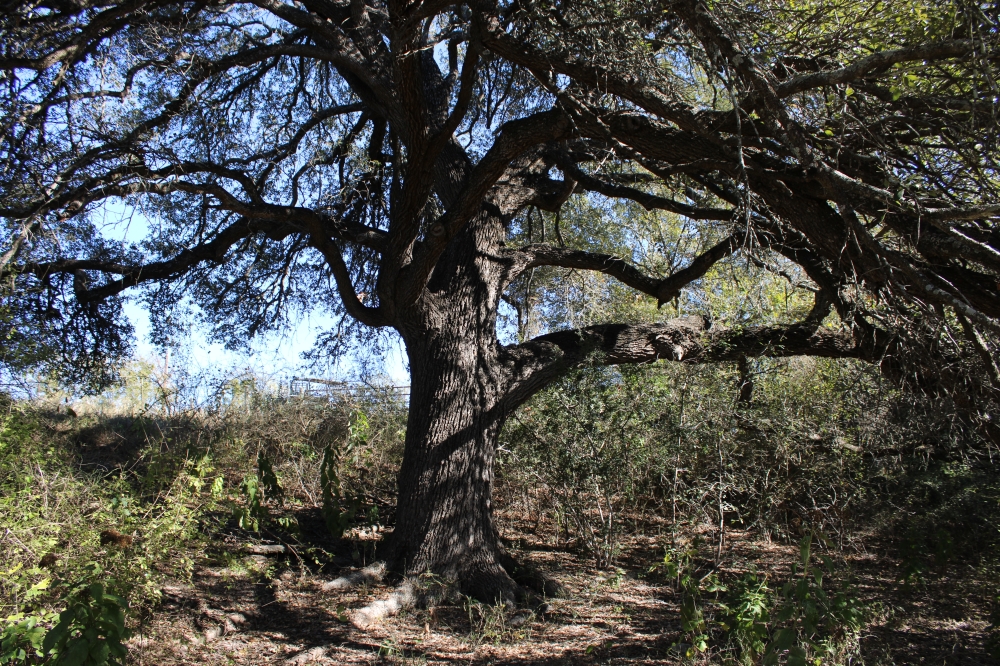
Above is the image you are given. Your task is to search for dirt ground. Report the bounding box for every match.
[126,510,999,666]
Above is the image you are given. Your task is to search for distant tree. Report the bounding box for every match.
[1,0,998,601]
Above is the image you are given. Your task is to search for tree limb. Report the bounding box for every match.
[557,159,733,220]
[502,316,868,409]
[513,235,737,305]
[394,109,573,306]
[16,216,292,302]
[776,40,980,97]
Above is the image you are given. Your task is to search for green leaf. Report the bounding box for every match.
[89,639,110,662]
[788,645,808,666]
[24,578,51,601]
[59,637,90,666]
[771,627,796,651]
[42,618,69,653]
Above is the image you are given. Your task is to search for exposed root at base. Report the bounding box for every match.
[501,554,566,599]
[349,580,418,629]
[320,556,564,630]
[320,561,386,592]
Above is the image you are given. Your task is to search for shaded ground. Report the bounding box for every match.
[127,514,999,666]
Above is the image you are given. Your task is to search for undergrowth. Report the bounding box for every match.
[0,384,406,664]
[1,355,998,664]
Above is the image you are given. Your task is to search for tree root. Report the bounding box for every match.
[349,580,418,629]
[321,562,424,629]
[500,554,566,599]
[320,561,386,592]
[319,555,564,630]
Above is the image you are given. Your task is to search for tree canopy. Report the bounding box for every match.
[2,0,998,380]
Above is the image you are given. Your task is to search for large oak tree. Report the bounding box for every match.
[2,0,999,602]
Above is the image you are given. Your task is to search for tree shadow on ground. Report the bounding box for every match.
[137,523,1000,665]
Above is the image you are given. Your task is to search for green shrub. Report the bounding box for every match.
[0,401,216,659]
[763,532,865,666]
[320,410,373,538]
[1,563,127,666]
[719,572,771,665]
[233,451,285,532]
[1,612,50,664]
[648,540,725,659]
[501,365,666,566]
[41,565,130,666]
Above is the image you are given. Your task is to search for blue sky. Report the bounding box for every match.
[97,201,410,385]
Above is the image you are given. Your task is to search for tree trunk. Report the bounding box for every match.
[386,313,518,603]
[381,211,521,602]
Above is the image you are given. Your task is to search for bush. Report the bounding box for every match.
[40,565,130,666]
[500,365,663,566]
[762,532,865,666]
[498,358,880,561]
[0,371,406,664]
[720,572,771,665]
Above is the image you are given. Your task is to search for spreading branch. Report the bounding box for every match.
[502,316,870,409]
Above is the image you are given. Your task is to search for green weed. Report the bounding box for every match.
[763,532,865,666]
[464,598,532,646]
[41,565,130,666]
[320,410,370,538]
[719,572,771,665]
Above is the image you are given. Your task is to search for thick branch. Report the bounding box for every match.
[776,40,979,97]
[515,235,737,305]
[654,236,738,305]
[394,109,573,306]
[538,319,860,364]
[307,233,389,328]
[502,316,868,409]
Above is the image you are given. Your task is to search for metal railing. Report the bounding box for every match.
[282,377,410,404]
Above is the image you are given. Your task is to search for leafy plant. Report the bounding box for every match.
[234,451,283,531]
[320,410,368,538]
[1,612,51,664]
[719,572,771,665]
[320,442,358,538]
[896,528,926,590]
[502,367,662,567]
[41,563,130,666]
[763,532,865,666]
[650,542,721,658]
[651,543,699,591]
[256,451,284,503]
[2,563,130,666]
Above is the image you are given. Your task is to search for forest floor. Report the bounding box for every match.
[127,512,999,666]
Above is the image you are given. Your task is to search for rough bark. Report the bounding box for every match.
[377,203,525,601]
[389,326,517,602]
